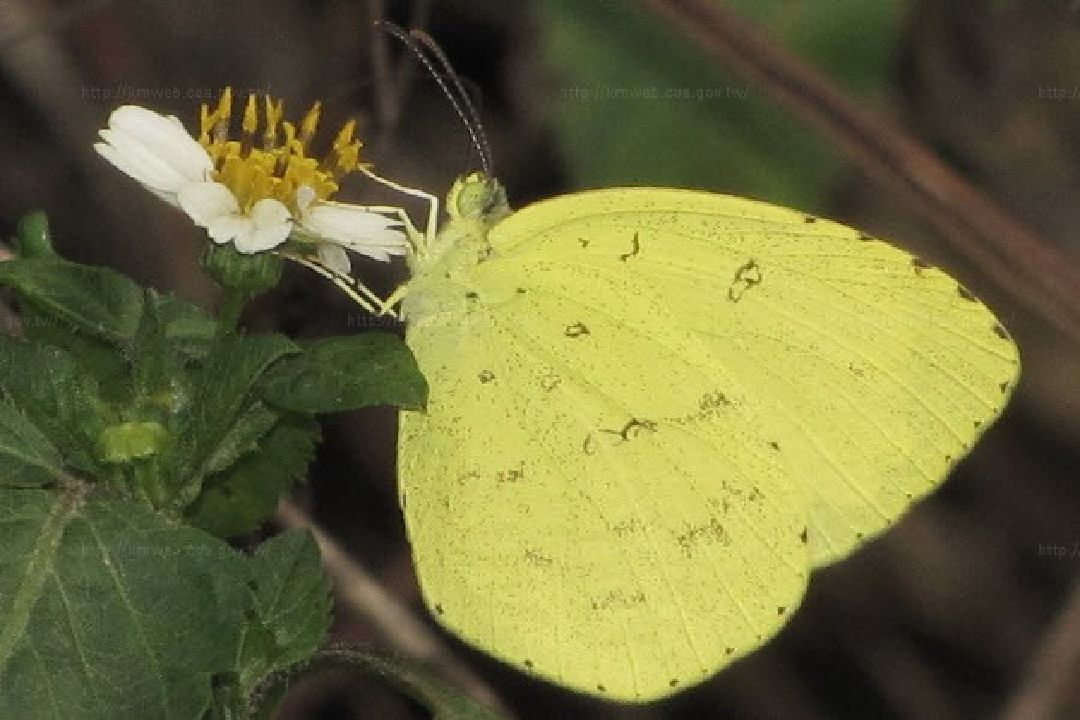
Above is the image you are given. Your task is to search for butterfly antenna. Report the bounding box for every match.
[375,21,493,176]
[408,29,494,176]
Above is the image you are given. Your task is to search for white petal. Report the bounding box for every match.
[250,198,292,229]
[95,106,211,197]
[95,136,196,208]
[300,202,408,261]
[207,216,252,245]
[230,199,292,252]
[95,138,177,205]
[106,106,210,182]
[317,243,352,274]
[295,185,317,213]
[178,182,240,227]
[238,222,293,253]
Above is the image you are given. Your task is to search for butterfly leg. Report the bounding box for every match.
[359,167,439,251]
[274,250,390,317]
[377,282,412,317]
[339,203,424,255]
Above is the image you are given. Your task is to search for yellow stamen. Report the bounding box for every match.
[278,121,297,175]
[197,87,367,215]
[299,101,321,149]
[264,96,284,149]
[242,94,259,135]
[323,119,362,179]
[241,94,258,156]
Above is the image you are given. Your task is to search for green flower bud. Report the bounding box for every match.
[99,421,168,464]
[202,242,283,297]
[15,211,56,258]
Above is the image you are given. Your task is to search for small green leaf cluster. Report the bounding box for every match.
[0,213,444,719]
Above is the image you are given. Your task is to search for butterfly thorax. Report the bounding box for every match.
[401,172,511,325]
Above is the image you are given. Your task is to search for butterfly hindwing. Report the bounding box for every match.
[400,235,809,699]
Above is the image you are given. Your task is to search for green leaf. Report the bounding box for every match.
[0,258,143,342]
[19,312,132,404]
[13,211,55,259]
[538,1,901,210]
[155,294,217,360]
[237,530,331,694]
[203,402,280,478]
[186,414,319,539]
[261,333,427,413]
[722,0,905,100]
[168,333,299,509]
[0,486,251,720]
[0,400,64,487]
[131,290,174,408]
[0,335,108,476]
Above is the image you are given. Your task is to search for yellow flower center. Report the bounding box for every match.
[197,87,363,214]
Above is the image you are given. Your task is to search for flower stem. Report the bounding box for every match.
[217,287,248,334]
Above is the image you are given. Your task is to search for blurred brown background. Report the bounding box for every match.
[2,1,1079,718]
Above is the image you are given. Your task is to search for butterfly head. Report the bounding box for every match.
[447,172,510,224]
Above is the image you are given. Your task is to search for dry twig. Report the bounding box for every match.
[276,499,515,717]
[998,578,1080,720]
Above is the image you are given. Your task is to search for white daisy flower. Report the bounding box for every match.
[94,88,407,267]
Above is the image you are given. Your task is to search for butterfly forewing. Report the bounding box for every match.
[488,188,1019,566]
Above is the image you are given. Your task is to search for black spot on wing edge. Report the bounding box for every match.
[957,284,977,302]
[992,323,1012,341]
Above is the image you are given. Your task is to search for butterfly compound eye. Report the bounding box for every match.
[447,172,510,221]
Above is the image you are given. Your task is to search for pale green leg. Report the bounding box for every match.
[359,167,441,316]
[275,251,386,316]
[359,167,438,251]
[345,203,425,256]
[282,169,438,317]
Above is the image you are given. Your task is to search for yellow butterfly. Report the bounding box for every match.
[313,28,1021,702]
[378,169,1019,701]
